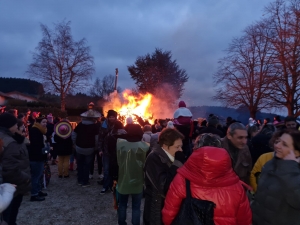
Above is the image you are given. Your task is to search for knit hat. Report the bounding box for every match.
[166,121,174,129]
[88,102,95,109]
[249,117,255,127]
[208,115,219,127]
[107,110,118,118]
[0,113,18,129]
[32,112,40,118]
[178,101,186,108]
[125,124,143,142]
[36,116,47,123]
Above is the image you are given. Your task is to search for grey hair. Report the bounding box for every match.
[193,133,222,149]
[227,122,247,136]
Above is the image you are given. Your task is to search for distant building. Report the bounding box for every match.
[2,91,38,102]
[0,91,13,105]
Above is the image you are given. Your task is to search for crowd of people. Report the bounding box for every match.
[0,101,300,225]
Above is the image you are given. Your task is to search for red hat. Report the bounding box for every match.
[32,112,40,117]
[178,101,186,108]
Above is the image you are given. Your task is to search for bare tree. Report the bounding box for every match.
[264,0,300,116]
[213,22,275,118]
[27,20,94,111]
[90,75,121,99]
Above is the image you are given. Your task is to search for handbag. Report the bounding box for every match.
[171,179,216,225]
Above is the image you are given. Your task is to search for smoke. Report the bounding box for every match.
[151,83,177,119]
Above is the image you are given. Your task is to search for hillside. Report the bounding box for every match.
[189,106,282,125]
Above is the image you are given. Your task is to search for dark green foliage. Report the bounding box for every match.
[128,48,188,99]
[0,77,44,95]
[6,99,28,107]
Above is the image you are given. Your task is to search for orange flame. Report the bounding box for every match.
[104,90,154,125]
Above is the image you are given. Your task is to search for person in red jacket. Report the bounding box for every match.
[162,133,252,225]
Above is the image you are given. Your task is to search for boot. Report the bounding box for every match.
[69,162,74,171]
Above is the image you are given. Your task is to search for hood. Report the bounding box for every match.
[178,146,239,187]
[173,107,192,119]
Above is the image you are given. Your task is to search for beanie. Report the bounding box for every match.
[208,115,219,127]
[178,101,186,108]
[126,117,133,125]
[166,121,174,129]
[0,113,18,129]
[107,110,118,118]
[36,116,46,123]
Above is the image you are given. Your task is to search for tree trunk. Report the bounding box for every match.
[249,108,256,119]
[287,94,294,116]
[287,104,294,116]
[61,92,66,112]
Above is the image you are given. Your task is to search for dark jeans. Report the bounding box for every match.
[103,154,112,190]
[2,194,23,225]
[30,161,44,196]
[118,192,143,225]
[90,151,102,175]
[77,152,94,185]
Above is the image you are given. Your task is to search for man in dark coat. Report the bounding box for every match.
[198,115,225,138]
[72,110,99,187]
[98,110,124,194]
[0,113,31,225]
[250,123,276,165]
[221,122,252,184]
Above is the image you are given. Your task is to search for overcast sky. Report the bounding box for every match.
[0,0,274,106]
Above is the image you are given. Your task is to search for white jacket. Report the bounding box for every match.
[0,183,16,213]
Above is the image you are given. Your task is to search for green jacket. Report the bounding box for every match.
[117,139,149,194]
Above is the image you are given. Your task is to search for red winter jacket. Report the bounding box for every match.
[162,146,252,225]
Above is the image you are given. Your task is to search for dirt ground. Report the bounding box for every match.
[17,161,144,225]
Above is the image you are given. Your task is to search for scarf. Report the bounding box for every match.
[32,122,47,134]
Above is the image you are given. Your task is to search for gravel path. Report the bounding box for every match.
[17,162,144,225]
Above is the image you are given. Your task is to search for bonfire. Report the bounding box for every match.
[104,90,154,125]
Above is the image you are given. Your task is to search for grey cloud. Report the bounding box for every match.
[0,0,273,106]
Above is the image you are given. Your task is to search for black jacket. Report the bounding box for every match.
[143,147,183,225]
[74,122,98,148]
[0,128,31,195]
[29,127,47,162]
[54,135,73,156]
[221,137,252,184]
[250,133,272,165]
[252,158,300,225]
[198,125,225,138]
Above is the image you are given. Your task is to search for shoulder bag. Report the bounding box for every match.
[171,179,216,225]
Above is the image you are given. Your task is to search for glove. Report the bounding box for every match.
[175,151,186,164]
